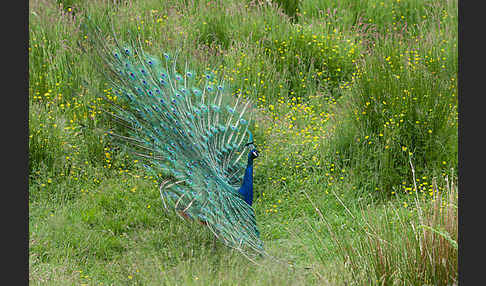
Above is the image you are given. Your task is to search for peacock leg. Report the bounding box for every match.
[211,236,217,252]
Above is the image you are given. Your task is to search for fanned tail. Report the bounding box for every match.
[82,24,264,258]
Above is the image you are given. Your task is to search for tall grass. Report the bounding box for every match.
[298,0,437,36]
[324,9,457,197]
[306,171,458,285]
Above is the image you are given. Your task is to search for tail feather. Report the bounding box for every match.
[83,25,264,257]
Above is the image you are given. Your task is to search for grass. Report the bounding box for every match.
[29,0,458,284]
[305,168,458,285]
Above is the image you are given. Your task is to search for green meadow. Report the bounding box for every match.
[29,0,457,285]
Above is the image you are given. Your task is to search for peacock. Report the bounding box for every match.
[88,33,265,258]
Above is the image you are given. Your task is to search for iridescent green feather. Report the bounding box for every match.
[94,36,264,257]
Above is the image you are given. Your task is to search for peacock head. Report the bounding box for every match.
[245,143,259,161]
[245,130,259,160]
[248,146,259,159]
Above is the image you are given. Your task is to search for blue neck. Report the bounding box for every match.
[238,157,254,206]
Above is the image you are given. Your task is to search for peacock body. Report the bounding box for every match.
[96,38,264,257]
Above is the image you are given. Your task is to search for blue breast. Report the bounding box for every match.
[238,159,254,206]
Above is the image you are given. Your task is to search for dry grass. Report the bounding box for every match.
[416,175,458,285]
[307,170,458,286]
